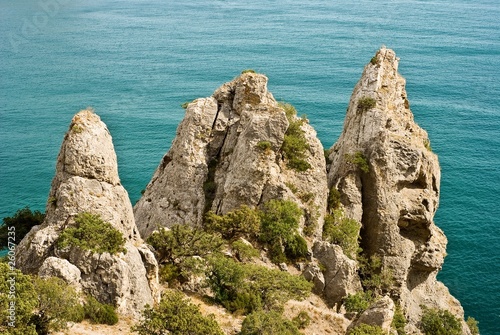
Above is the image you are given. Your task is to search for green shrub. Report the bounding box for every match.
[132,290,224,335]
[231,240,260,261]
[324,148,332,165]
[240,311,301,335]
[1,207,45,249]
[148,224,223,284]
[256,140,273,152]
[181,101,190,109]
[327,187,341,212]
[370,56,379,65]
[420,307,462,335]
[322,210,360,259]
[357,97,376,112]
[206,255,312,314]
[423,138,432,151]
[392,305,407,335]
[57,212,126,255]
[466,316,479,335]
[292,310,311,329]
[284,234,308,261]
[279,102,311,172]
[345,151,370,173]
[259,199,304,263]
[83,296,118,325]
[242,69,256,74]
[344,291,374,315]
[204,206,261,241]
[0,263,38,334]
[348,323,385,335]
[358,254,393,293]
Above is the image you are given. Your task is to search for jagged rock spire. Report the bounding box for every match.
[134,73,328,238]
[16,109,158,316]
[327,48,465,331]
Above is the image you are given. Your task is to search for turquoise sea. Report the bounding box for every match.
[1,0,499,333]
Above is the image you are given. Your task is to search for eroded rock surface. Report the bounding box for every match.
[134,73,328,238]
[327,48,465,330]
[16,110,159,316]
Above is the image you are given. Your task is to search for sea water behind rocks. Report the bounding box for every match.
[0,1,499,333]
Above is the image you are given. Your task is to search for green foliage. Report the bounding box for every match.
[256,140,273,152]
[206,255,312,314]
[358,254,393,293]
[357,97,376,112]
[231,240,260,261]
[324,148,332,165]
[327,187,341,212]
[343,291,374,315]
[322,210,360,259]
[392,305,407,335]
[58,212,126,255]
[1,207,45,249]
[292,310,311,329]
[242,69,256,74]
[83,296,118,325]
[345,151,370,173]
[348,323,385,335]
[31,276,84,334]
[204,206,261,241]
[466,316,480,335]
[370,56,379,65]
[284,234,308,262]
[132,290,224,335]
[285,182,299,194]
[279,102,311,172]
[148,224,223,284]
[0,263,38,334]
[181,101,190,109]
[419,307,462,335]
[240,310,301,335]
[423,138,432,151]
[259,200,306,263]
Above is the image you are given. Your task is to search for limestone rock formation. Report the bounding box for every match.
[311,241,362,308]
[348,296,395,333]
[327,48,466,330]
[16,109,159,316]
[134,73,328,238]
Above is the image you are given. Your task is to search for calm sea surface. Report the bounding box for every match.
[1,0,499,333]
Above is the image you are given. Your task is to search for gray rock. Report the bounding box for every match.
[349,296,395,333]
[302,263,325,295]
[135,73,328,239]
[16,109,158,316]
[312,241,362,307]
[327,47,466,329]
[38,257,82,287]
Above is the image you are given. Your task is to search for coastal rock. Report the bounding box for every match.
[327,48,465,329]
[134,73,328,238]
[349,296,395,333]
[312,241,362,307]
[16,109,158,316]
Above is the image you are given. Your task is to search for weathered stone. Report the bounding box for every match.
[349,296,395,333]
[16,109,158,316]
[135,73,328,239]
[38,256,82,287]
[312,241,362,307]
[302,263,326,295]
[327,47,466,330]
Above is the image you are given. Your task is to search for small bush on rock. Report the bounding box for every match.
[83,296,118,325]
[132,290,224,335]
[344,291,374,315]
[1,207,45,249]
[240,311,301,335]
[420,307,462,335]
[205,206,261,241]
[323,209,360,259]
[466,316,480,335]
[279,102,311,172]
[58,212,126,255]
[348,324,385,335]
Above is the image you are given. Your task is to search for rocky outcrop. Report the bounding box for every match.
[310,241,362,308]
[134,73,328,238]
[348,296,395,333]
[327,48,466,330]
[16,109,159,316]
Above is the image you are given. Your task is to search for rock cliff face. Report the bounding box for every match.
[16,110,159,316]
[327,48,465,331]
[134,73,328,238]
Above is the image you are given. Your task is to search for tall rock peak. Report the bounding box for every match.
[16,109,159,316]
[327,48,465,330]
[135,72,328,238]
